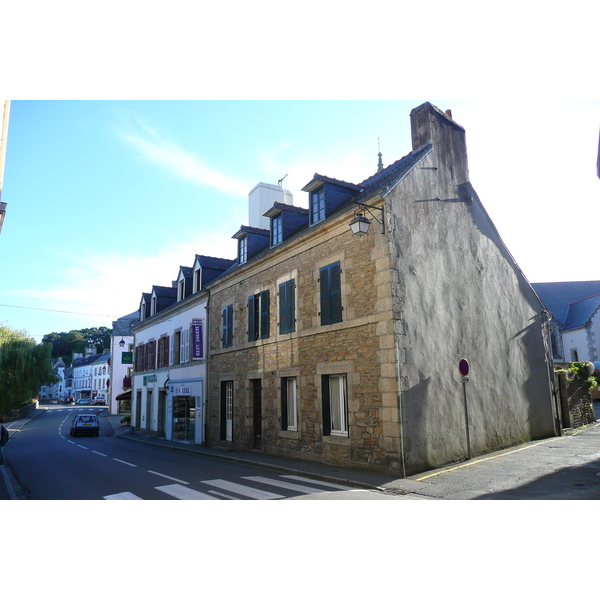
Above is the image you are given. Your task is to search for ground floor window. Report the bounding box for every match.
[281,377,297,431]
[322,374,348,436]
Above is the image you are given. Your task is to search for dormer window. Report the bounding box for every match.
[271,213,282,246]
[310,188,326,225]
[151,295,157,316]
[141,300,147,320]
[193,260,202,293]
[239,236,248,264]
[178,275,186,301]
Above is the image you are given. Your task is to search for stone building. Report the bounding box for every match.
[206,102,558,476]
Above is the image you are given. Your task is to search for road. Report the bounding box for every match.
[4,406,399,500]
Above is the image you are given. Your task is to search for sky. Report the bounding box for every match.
[1,99,599,343]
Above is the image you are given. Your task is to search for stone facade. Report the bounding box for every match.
[208,209,400,472]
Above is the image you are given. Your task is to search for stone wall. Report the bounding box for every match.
[207,209,401,473]
[555,365,596,429]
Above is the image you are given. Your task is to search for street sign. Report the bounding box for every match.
[459,359,469,377]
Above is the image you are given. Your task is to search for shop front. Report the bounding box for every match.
[167,378,204,444]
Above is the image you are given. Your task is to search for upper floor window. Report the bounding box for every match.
[151,296,157,316]
[178,277,185,301]
[248,291,270,342]
[310,188,326,225]
[319,262,342,325]
[222,305,234,348]
[239,236,248,264]
[278,279,296,334]
[271,213,282,246]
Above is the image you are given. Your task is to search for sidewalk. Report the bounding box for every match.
[3,406,600,499]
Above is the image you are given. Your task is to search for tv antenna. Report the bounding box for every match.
[278,174,288,186]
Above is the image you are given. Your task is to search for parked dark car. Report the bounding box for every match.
[70,414,100,437]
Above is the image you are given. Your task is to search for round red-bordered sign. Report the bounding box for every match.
[459,359,469,376]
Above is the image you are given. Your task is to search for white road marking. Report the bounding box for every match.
[156,484,218,500]
[201,479,284,500]
[67,440,75,444]
[104,492,142,500]
[207,490,238,500]
[282,475,353,490]
[92,451,108,457]
[147,471,190,485]
[77,444,88,449]
[113,458,136,467]
[242,475,343,495]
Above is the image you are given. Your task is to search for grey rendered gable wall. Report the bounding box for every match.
[386,106,556,475]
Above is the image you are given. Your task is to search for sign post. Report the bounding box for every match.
[459,359,472,459]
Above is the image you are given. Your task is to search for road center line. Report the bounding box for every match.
[113,458,137,467]
[92,451,108,457]
[147,470,189,485]
[77,444,88,449]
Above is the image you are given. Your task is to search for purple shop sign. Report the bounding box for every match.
[192,318,204,360]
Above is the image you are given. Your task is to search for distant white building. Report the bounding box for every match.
[72,348,97,401]
[39,358,66,402]
[91,351,111,403]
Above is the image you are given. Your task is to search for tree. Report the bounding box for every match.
[0,324,58,416]
[42,327,112,360]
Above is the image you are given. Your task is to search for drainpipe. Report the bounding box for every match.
[542,310,561,436]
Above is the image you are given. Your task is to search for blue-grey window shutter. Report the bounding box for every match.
[247,295,256,342]
[321,375,331,435]
[260,290,270,339]
[281,378,288,431]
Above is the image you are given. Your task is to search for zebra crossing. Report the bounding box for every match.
[104,474,353,500]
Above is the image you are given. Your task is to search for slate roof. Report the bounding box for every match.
[531,281,600,328]
[195,255,236,270]
[112,310,140,336]
[356,142,434,201]
[562,294,600,331]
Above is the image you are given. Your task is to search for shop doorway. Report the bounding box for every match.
[172,396,196,442]
[135,391,142,431]
[157,391,166,438]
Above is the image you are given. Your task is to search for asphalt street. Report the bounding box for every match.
[3,403,600,500]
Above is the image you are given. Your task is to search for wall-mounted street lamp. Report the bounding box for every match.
[349,201,385,236]
[119,338,126,348]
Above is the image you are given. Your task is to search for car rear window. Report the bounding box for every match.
[78,416,97,424]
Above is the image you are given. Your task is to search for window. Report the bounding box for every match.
[319,262,342,325]
[271,213,282,246]
[239,236,248,264]
[279,279,296,334]
[178,277,185,301]
[281,377,297,431]
[248,290,270,342]
[151,296,157,316]
[310,188,326,224]
[322,374,348,436]
[193,266,202,293]
[571,349,579,362]
[222,305,234,348]
[158,336,169,368]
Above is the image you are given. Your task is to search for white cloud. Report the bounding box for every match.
[118,120,250,198]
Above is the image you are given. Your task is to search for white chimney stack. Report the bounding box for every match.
[248,182,293,229]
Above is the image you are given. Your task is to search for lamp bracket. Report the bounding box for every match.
[353,201,385,234]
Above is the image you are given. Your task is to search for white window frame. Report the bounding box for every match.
[285,377,297,431]
[329,374,348,436]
